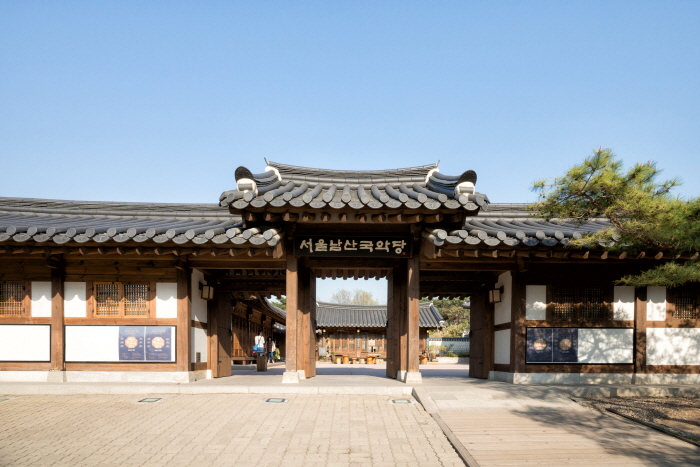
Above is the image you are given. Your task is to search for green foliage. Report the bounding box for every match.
[270,295,286,310]
[421,297,470,337]
[328,288,379,305]
[531,149,700,287]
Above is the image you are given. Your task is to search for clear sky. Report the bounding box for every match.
[1,2,699,205]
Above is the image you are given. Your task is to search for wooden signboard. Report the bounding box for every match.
[294,236,411,258]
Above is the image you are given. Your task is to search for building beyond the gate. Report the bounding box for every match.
[0,160,698,384]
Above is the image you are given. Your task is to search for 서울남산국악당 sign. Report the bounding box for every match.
[294,236,411,258]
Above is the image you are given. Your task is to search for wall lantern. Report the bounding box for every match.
[357,329,361,333]
[199,283,214,300]
[488,286,504,304]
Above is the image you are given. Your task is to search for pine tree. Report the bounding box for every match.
[531,148,700,287]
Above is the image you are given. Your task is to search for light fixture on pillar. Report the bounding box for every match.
[199,283,214,300]
[488,286,504,304]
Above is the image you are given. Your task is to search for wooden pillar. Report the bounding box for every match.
[510,270,527,374]
[634,287,647,381]
[50,264,65,373]
[208,294,219,377]
[395,260,409,380]
[386,270,396,378]
[298,258,312,378]
[307,271,317,377]
[176,267,192,373]
[405,255,422,383]
[283,255,300,382]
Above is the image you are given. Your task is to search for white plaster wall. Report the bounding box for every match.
[494,329,511,365]
[66,326,121,362]
[613,286,635,321]
[156,283,178,319]
[191,326,208,363]
[493,272,512,325]
[191,269,208,323]
[31,281,52,318]
[578,328,634,364]
[525,285,547,320]
[647,286,667,321]
[647,328,700,365]
[64,282,86,318]
[0,325,51,361]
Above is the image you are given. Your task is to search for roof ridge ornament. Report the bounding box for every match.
[234,166,258,196]
[454,170,477,196]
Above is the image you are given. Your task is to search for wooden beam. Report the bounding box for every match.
[244,212,257,222]
[403,213,423,223]
[285,255,298,374]
[176,266,191,372]
[229,248,249,257]
[338,213,348,223]
[388,214,403,223]
[283,212,299,222]
[371,213,387,223]
[637,251,646,259]
[356,213,367,223]
[424,213,443,223]
[301,212,316,222]
[320,212,331,222]
[654,252,664,260]
[600,251,608,260]
[618,251,628,260]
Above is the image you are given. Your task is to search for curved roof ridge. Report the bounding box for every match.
[316,301,388,309]
[268,161,438,180]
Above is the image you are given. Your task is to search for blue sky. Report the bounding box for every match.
[2,2,698,302]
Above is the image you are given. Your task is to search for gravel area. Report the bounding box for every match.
[578,396,700,442]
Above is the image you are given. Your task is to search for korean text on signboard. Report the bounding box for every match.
[294,236,411,258]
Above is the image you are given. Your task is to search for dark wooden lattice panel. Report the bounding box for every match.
[0,283,24,316]
[580,287,607,320]
[124,284,149,317]
[552,287,576,320]
[673,288,698,320]
[95,283,120,316]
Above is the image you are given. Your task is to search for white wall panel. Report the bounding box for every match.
[613,286,635,321]
[525,285,547,320]
[31,281,52,318]
[494,329,511,364]
[494,272,512,325]
[66,326,121,362]
[578,328,634,364]
[0,325,51,361]
[647,328,700,365]
[191,269,208,323]
[156,283,178,319]
[64,282,86,318]
[646,286,667,321]
[191,326,208,363]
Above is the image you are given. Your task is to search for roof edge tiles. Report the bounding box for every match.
[223,161,489,214]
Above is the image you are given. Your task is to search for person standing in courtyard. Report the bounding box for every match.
[254,331,265,356]
[267,336,276,363]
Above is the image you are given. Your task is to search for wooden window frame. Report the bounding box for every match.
[0,281,31,318]
[89,281,154,319]
[668,284,700,324]
[547,285,613,323]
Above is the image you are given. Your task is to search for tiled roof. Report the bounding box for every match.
[0,197,280,248]
[423,203,611,248]
[220,161,489,213]
[315,301,445,328]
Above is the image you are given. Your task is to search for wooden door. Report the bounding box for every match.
[469,294,486,378]
[217,314,232,377]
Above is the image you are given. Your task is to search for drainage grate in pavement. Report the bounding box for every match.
[0,398,9,402]
[137,398,163,403]
[264,398,288,403]
[390,399,414,404]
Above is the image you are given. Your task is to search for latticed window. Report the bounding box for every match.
[551,286,611,321]
[94,282,150,318]
[672,287,699,320]
[0,283,25,316]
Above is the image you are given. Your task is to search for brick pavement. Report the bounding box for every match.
[0,394,464,467]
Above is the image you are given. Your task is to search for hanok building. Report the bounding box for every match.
[1,161,699,384]
[314,301,445,362]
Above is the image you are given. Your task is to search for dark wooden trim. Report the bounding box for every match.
[285,254,298,373]
[191,320,207,329]
[647,321,700,328]
[524,320,634,328]
[0,362,52,370]
[511,271,526,373]
[50,266,65,371]
[65,318,178,325]
[524,364,634,373]
[484,292,495,376]
[0,317,51,324]
[407,255,420,373]
[176,267,191,372]
[494,322,511,331]
[65,363,178,371]
[493,364,511,372]
[191,362,207,371]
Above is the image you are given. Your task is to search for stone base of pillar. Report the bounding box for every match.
[297,370,306,380]
[403,371,422,384]
[46,370,66,382]
[396,370,406,381]
[282,371,300,384]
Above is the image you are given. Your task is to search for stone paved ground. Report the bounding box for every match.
[0,394,464,467]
